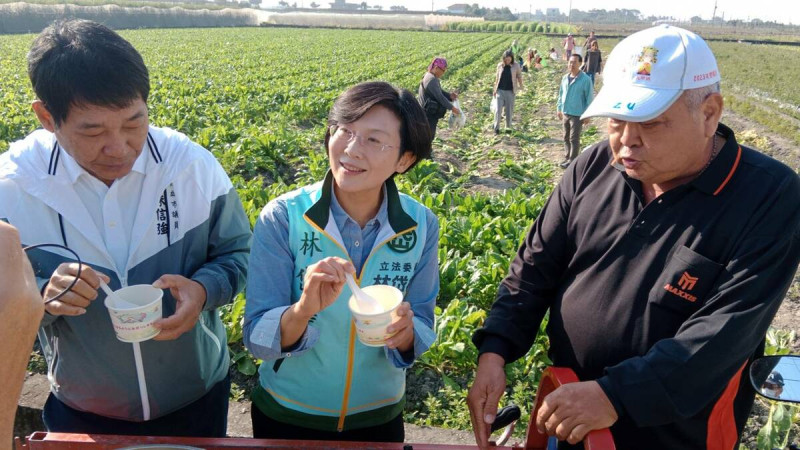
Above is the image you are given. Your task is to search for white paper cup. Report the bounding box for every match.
[348,284,403,347]
[104,284,163,343]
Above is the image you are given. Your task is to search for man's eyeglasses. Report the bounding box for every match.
[329,125,397,153]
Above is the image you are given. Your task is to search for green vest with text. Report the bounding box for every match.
[255,173,428,431]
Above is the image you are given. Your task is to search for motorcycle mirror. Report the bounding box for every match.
[750,355,800,403]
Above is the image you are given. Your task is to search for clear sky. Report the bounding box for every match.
[268,0,800,25]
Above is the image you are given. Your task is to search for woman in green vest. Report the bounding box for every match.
[244,81,440,443]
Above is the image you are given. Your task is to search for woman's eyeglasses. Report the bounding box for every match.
[329,125,397,153]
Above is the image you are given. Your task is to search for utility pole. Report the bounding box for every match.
[712,0,717,21]
[567,0,572,25]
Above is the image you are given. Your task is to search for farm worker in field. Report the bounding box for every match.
[0,19,251,437]
[493,49,524,134]
[418,57,460,138]
[244,81,438,442]
[0,222,44,445]
[549,47,559,62]
[468,24,800,449]
[511,39,524,66]
[524,49,533,71]
[583,31,597,53]
[582,40,603,87]
[563,33,575,60]
[556,53,594,168]
[526,48,542,71]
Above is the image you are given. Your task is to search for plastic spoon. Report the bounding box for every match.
[99,280,138,309]
[345,273,381,314]
[99,280,153,420]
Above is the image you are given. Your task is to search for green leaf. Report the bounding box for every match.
[237,357,257,376]
[442,374,460,390]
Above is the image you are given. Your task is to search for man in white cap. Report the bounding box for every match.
[468,25,800,449]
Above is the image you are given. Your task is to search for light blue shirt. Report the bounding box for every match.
[557,71,594,117]
[244,184,439,369]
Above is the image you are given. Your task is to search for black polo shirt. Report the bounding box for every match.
[474,123,800,449]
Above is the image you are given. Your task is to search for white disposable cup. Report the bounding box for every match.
[348,284,403,347]
[104,284,163,343]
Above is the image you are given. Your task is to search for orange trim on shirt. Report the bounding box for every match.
[337,321,357,431]
[264,388,339,414]
[347,392,405,413]
[706,361,746,450]
[713,146,742,196]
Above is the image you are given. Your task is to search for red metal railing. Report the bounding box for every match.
[15,367,615,450]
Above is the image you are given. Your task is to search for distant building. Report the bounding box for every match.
[447,3,468,14]
[330,0,360,9]
[545,8,559,16]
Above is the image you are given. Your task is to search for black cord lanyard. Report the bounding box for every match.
[22,243,82,304]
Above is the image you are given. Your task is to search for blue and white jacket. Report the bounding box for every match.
[0,126,251,422]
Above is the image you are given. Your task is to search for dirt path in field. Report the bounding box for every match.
[723,92,800,169]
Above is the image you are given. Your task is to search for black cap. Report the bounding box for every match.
[766,371,785,387]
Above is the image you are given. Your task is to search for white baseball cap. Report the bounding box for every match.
[581,25,720,122]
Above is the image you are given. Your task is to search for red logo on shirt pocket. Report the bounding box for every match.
[664,271,699,302]
[678,272,698,291]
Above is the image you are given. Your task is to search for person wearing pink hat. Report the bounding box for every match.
[468,24,800,449]
[418,57,460,138]
[563,33,575,60]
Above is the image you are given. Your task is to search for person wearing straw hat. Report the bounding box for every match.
[0,19,251,437]
[418,57,460,138]
[468,24,800,449]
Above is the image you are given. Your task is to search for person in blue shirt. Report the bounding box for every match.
[556,53,594,168]
[244,81,439,443]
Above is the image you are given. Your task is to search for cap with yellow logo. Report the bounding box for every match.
[581,24,720,122]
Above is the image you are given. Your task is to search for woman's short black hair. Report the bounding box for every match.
[325,81,432,173]
[503,49,514,61]
[27,19,150,126]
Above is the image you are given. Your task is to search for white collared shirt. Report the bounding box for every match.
[59,149,147,274]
